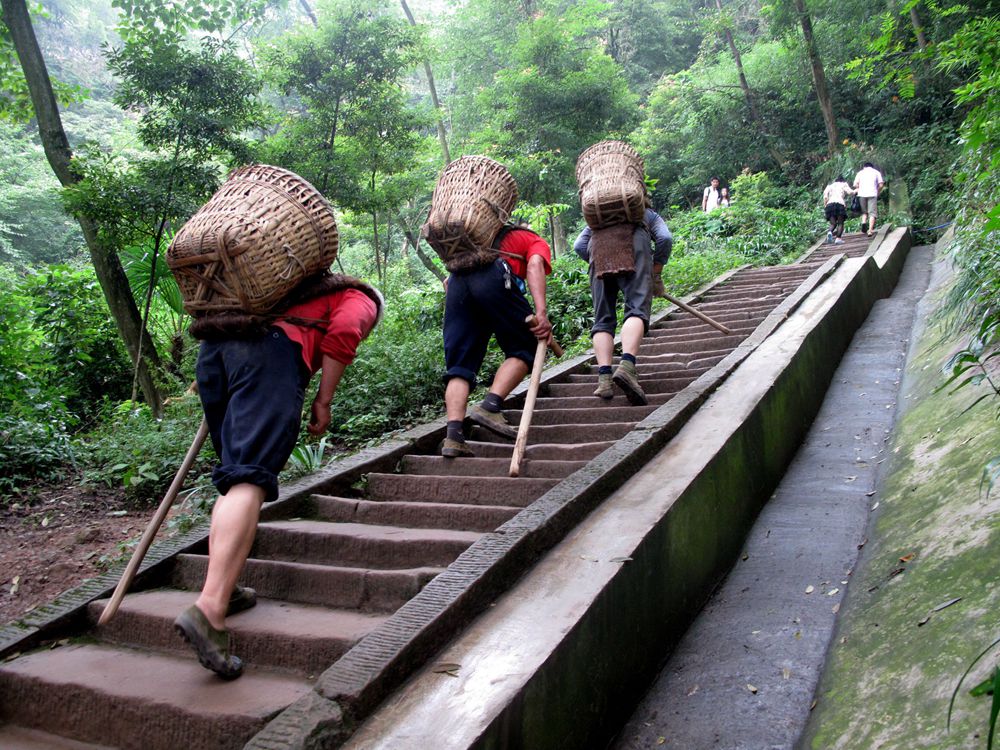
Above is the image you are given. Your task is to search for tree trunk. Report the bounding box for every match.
[714,0,786,167]
[297,0,318,26]
[793,0,839,154]
[399,224,445,282]
[909,4,927,51]
[399,0,451,165]
[1,0,164,414]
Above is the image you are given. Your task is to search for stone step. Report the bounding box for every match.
[365,473,558,506]
[533,393,674,410]
[651,309,768,330]
[0,725,114,750]
[401,455,587,479]
[640,335,745,354]
[545,380,692,398]
[0,643,311,750]
[468,422,634,444]
[582,362,708,376]
[645,321,760,342]
[172,552,442,612]
[461,440,614,461]
[253,521,481,569]
[687,300,777,315]
[564,372,702,386]
[311,495,518,533]
[89,589,385,674]
[502,405,659,426]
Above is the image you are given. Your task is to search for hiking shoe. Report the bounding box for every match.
[441,437,474,458]
[468,403,517,440]
[593,372,614,400]
[833,238,845,245]
[826,231,833,244]
[227,585,257,616]
[612,360,648,406]
[174,605,244,680]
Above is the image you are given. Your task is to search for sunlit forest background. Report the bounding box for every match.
[0,0,995,508]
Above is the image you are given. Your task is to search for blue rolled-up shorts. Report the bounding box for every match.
[590,225,653,336]
[196,329,310,503]
[443,258,536,388]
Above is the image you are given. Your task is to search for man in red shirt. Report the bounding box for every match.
[441,222,553,457]
[174,275,381,679]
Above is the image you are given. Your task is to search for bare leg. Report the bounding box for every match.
[489,357,530,400]
[594,331,615,367]
[195,483,265,630]
[621,316,645,358]
[445,377,472,422]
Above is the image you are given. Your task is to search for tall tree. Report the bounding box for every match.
[399,0,450,165]
[0,0,165,413]
[791,0,839,154]
[713,0,787,166]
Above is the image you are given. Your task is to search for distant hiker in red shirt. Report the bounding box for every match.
[173,273,382,679]
[440,220,553,457]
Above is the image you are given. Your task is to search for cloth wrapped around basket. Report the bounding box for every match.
[590,223,637,278]
[167,164,339,316]
[422,155,518,272]
[576,141,647,230]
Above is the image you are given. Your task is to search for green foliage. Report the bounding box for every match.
[0,415,77,496]
[949,635,1000,749]
[287,436,330,474]
[82,397,210,505]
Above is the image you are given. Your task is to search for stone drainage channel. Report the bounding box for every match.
[0,229,897,750]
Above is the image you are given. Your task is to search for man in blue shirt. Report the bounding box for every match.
[573,208,673,405]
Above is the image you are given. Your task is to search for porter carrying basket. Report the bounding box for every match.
[167,164,339,316]
[576,141,646,230]
[422,155,518,272]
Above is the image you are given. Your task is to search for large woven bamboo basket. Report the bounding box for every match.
[167,164,339,315]
[422,155,518,271]
[576,141,647,230]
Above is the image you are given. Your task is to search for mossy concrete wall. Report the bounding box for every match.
[802,249,1000,748]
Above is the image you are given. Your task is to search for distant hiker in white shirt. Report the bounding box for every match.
[702,177,722,212]
[822,176,856,245]
[853,162,884,237]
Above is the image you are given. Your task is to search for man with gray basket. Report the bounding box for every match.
[164,165,382,680]
[573,141,673,406]
[422,156,553,458]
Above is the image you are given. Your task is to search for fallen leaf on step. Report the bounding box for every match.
[805,585,815,594]
[747,684,758,694]
[782,667,791,680]
[899,554,914,563]
[845,475,857,482]
[686,684,699,696]
[827,588,840,596]
[9,575,19,595]
[932,597,962,612]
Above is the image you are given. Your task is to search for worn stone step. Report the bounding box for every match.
[688,299,777,315]
[468,422,634,444]
[366,473,558,506]
[461,440,614,461]
[583,361,708,376]
[564,372,701,386]
[0,643,311,750]
[401,455,586,479]
[0,725,113,750]
[253,521,481,569]
[503,405,658,425]
[534,393,674,409]
[651,309,768,330]
[645,321,760,341]
[640,334,745,354]
[546,380,692,398]
[311,495,518,533]
[90,589,385,674]
[172,552,442,612]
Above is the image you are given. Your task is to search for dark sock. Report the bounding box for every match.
[447,420,465,442]
[621,353,637,366]
[481,392,503,413]
[598,365,613,375]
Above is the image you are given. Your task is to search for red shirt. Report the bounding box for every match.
[498,229,552,278]
[274,288,377,373]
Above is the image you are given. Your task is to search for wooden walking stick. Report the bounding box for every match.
[659,292,733,335]
[509,316,563,478]
[98,418,210,625]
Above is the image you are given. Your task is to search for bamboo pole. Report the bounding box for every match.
[660,293,733,335]
[509,316,563,477]
[98,419,210,625]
